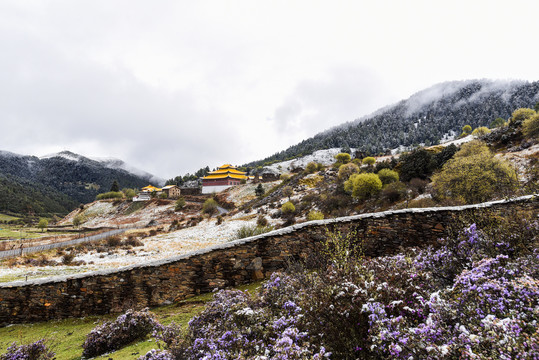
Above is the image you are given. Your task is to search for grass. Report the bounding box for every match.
[0,214,20,222]
[123,201,146,216]
[0,281,262,359]
[0,226,67,240]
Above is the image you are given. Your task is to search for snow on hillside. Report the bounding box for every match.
[264,148,353,174]
[40,150,82,162]
[93,157,165,185]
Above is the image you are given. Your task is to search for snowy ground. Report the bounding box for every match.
[0,212,274,283]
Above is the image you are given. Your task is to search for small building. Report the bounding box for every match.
[133,193,151,202]
[201,164,247,194]
[162,185,181,199]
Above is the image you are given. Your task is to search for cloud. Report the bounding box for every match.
[270,66,392,141]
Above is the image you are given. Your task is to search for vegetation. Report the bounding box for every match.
[334,153,351,164]
[255,184,264,197]
[338,163,359,180]
[202,198,218,216]
[471,126,491,136]
[165,166,210,187]
[376,168,399,185]
[281,201,296,215]
[522,112,539,139]
[344,173,382,200]
[110,180,120,192]
[282,186,293,200]
[37,219,48,232]
[432,141,518,203]
[234,225,274,239]
[306,210,324,221]
[95,191,124,200]
[174,196,186,211]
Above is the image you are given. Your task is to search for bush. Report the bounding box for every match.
[472,126,491,136]
[124,236,144,247]
[305,161,318,174]
[523,113,539,139]
[202,198,218,216]
[398,148,436,182]
[281,201,296,215]
[216,215,223,225]
[82,309,157,358]
[306,210,324,221]
[380,181,407,203]
[256,215,268,227]
[510,107,536,127]
[334,152,351,164]
[61,252,75,265]
[344,173,382,200]
[106,235,122,247]
[432,141,518,203]
[337,163,359,181]
[362,156,376,167]
[0,340,55,360]
[376,168,399,185]
[159,192,168,199]
[234,225,274,239]
[95,191,124,200]
[174,196,186,211]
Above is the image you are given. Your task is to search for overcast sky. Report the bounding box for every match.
[1,1,538,179]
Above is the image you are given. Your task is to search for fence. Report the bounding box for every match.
[0,228,130,259]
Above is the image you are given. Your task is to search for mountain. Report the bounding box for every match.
[246,79,539,166]
[0,150,161,216]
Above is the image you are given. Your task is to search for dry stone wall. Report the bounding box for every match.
[0,195,536,326]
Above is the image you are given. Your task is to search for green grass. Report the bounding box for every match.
[0,281,262,359]
[0,226,67,240]
[0,214,20,222]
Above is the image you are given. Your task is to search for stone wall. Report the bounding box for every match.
[0,195,536,326]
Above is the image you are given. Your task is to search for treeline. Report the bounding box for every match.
[244,80,539,167]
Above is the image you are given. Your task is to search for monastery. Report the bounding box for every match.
[201,164,247,194]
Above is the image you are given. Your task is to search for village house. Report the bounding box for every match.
[201,164,247,194]
[162,184,181,199]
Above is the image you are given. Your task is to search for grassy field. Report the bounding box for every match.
[0,214,20,222]
[0,282,262,359]
[0,226,69,240]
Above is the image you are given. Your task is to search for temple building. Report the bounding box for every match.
[201,164,247,194]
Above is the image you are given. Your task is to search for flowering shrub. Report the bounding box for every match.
[0,340,55,360]
[139,215,537,359]
[82,308,158,358]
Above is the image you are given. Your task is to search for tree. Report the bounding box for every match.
[362,157,376,166]
[37,219,48,232]
[305,162,318,174]
[282,186,293,201]
[202,198,218,216]
[334,153,351,164]
[255,184,264,197]
[432,141,518,203]
[122,188,136,198]
[523,113,539,139]
[344,173,382,200]
[110,180,119,192]
[462,125,472,135]
[510,108,536,127]
[434,144,458,169]
[535,102,539,113]
[490,117,505,128]
[399,149,436,182]
[376,168,399,185]
[471,127,491,137]
[338,163,359,180]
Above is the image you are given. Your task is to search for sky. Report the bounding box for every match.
[0,1,538,179]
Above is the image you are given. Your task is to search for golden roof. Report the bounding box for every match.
[203,174,247,180]
[208,168,246,175]
[141,185,162,192]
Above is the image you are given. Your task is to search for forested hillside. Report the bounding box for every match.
[0,151,155,216]
[246,79,539,166]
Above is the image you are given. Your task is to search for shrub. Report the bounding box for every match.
[523,113,539,139]
[306,210,324,221]
[256,215,268,227]
[82,309,157,358]
[254,184,264,197]
[281,201,295,215]
[124,236,144,247]
[122,188,137,198]
[344,173,382,200]
[234,225,274,239]
[305,161,318,174]
[376,168,399,185]
[216,215,223,225]
[398,148,436,182]
[279,173,290,181]
[509,107,536,127]
[362,156,376,167]
[95,191,124,200]
[334,152,351,164]
[174,196,186,211]
[337,163,359,181]
[462,124,472,134]
[432,141,518,203]
[380,181,407,203]
[472,126,491,136]
[202,198,218,216]
[61,252,75,265]
[0,340,55,360]
[106,235,122,247]
[159,192,168,199]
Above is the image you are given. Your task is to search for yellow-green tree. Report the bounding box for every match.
[432,141,518,203]
[37,219,48,232]
[334,153,351,165]
[471,126,491,137]
[523,113,539,139]
[338,163,359,180]
[377,168,399,185]
[344,173,382,200]
[510,108,536,127]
